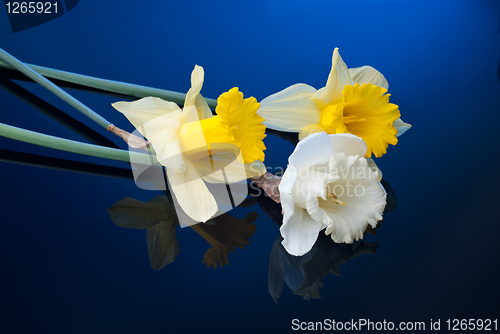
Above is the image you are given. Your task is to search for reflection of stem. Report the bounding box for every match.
[0,148,134,180]
[0,77,119,148]
[0,122,155,165]
[0,58,218,108]
[0,47,111,129]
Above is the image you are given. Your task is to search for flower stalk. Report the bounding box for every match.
[0,122,157,165]
[0,47,112,130]
[0,58,218,108]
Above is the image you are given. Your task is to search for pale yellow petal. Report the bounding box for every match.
[193,152,266,183]
[298,124,324,140]
[259,83,320,132]
[185,65,213,121]
[167,159,217,222]
[185,65,204,108]
[311,48,353,108]
[112,97,181,137]
[349,66,389,90]
[148,125,185,171]
[393,117,412,137]
[195,93,214,120]
[181,105,201,125]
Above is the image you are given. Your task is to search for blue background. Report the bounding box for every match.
[1,0,499,333]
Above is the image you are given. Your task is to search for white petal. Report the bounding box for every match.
[167,159,218,222]
[394,117,412,137]
[280,197,324,256]
[322,155,386,243]
[288,132,333,173]
[366,158,383,182]
[147,219,180,270]
[349,66,389,89]
[112,97,181,137]
[311,48,353,108]
[292,165,337,205]
[328,133,367,157]
[279,158,327,256]
[259,83,320,131]
[193,152,266,183]
[185,65,213,121]
[279,164,298,196]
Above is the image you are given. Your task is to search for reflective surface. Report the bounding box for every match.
[1,1,499,333]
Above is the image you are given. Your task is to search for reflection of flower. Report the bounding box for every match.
[112,66,266,222]
[279,132,386,256]
[269,233,378,302]
[259,48,411,158]
[108,196,180,270]
[108,195,258,269]
[190,212,258,268]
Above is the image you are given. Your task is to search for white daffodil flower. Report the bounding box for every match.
[259,48,411,158]
[279,132,386,256]
[112,66,266,223]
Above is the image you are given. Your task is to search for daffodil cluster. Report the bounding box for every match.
[263,48,411,256]
[113,66,266,223]
[259,48,410,158]
[112,49,410,254]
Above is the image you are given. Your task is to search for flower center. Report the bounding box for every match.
[178,87,266,163]
[318,83,400,158]
[179,115,238,160]
[319,85,374,135]
[326,192,346,206]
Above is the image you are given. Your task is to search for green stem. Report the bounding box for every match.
[0,47,112,129]
[0,58,218,109]
[0,122,158,165]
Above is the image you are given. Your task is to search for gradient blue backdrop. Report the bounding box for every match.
[1,0,499,333]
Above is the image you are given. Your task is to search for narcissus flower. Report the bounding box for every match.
[259,48,411,158]
[279,132,386,256]
[112,66,266,222]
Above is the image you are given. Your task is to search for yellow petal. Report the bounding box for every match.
[311,48,353,108]
[112,97,181,137]
[259,83,320,132]
[167,159,218,222]
[342,83,400,158]
[216,87,266,163]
